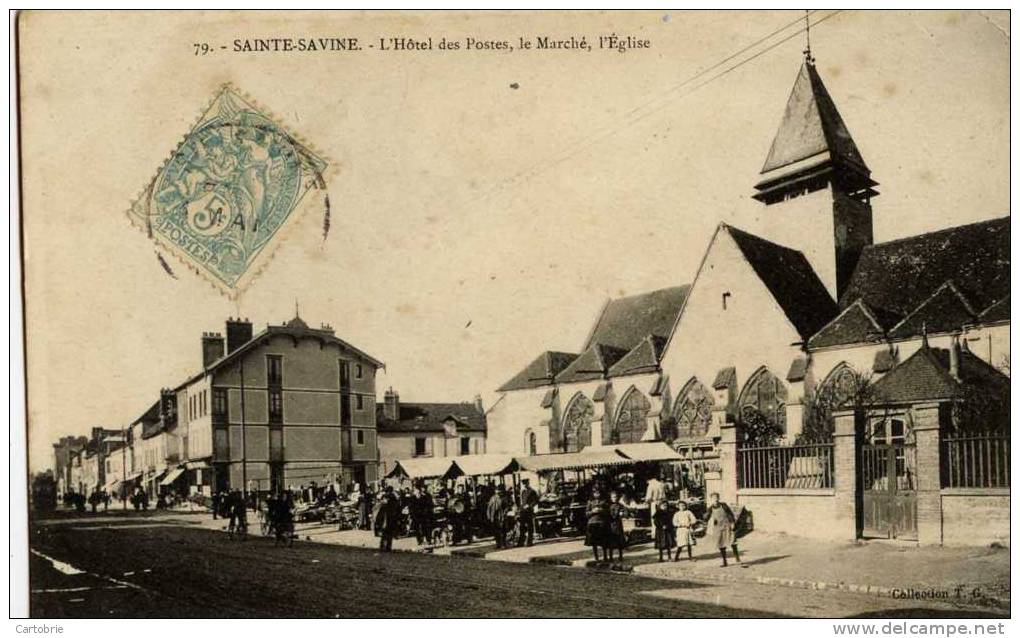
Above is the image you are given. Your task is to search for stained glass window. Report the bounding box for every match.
[615,389,650,444]
[563,395,594,452]
[739,368,788,433]
[675,379,714,437]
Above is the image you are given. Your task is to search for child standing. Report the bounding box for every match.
[653,498,676,562]
[672,500,698,561]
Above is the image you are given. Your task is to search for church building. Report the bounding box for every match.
[485,51,1009,547]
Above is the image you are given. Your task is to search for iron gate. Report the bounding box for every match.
[860,442,917,540]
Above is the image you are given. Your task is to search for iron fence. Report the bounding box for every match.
[941,434,1010,488]
[738,442,835,489]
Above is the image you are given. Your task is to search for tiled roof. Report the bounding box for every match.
[872,349,897,374]
[840,217,1010,322]
[582,286,690,353]
[376,402,487,433]
[760,62,870,175]
[712,366,736,390]
[786,356,810,382]
[608,335,667,377]
[887,281,979,340]
[498,351,578,392]
[554,343,629,384]
[808,300,887,349]
[870,345,1010,405]
[174,316,383,391]
[726,225,838,339]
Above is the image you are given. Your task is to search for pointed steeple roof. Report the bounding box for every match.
[761,61,868,174]
[754,60,878,202]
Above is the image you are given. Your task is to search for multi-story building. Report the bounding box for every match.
[375,389,487,477]
[163,314,383,495]
[52,435,87,497]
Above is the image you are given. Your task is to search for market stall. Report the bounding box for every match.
[384,457,462,482]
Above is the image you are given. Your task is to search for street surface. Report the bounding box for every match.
[27,510,1007,619]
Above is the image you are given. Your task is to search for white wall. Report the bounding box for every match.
[659,227,807,436]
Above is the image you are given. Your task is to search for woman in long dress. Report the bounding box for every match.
[705,492,740,567]
[672,500,698,561]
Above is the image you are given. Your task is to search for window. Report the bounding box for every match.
[356,430,365,446]
[339,360,350,389]
[341,394,352,426]
[267,355,283,385]
[562,394,594,453]
[212,388,228,420]
[355,364,363,379]
[355,395,364,410]
[615,388,650,444]
[738,368,788,442]
[268,389,283,423]
[674,379,714,438]
[460,436,470,455]
[414,437,427,457]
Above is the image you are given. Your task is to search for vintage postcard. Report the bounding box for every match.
[14,9,1011,623]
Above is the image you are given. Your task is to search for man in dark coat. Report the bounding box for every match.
[374,486,401,552]
[517,478,539,547]
[486,486,509,548]
[409,485,434,546]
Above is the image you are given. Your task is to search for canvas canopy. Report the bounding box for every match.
[386,457,461,480]
[452,454,518,477]
[585,441,684,463]
[160,467,186,486]
[515,450,631,473]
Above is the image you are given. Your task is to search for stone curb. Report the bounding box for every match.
[653,568,1009,612]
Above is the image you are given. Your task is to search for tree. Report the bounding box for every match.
[799,367,875,444]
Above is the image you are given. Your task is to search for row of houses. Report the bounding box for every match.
[53,316,488,501]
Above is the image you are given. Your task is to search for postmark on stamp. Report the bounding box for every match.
[128,85,328,298]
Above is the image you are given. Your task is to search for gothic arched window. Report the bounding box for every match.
[674,379,714,438]
[615,388,650,444]
[562,394,594,452]
[738,368,788,442]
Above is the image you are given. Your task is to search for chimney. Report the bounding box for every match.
[383,387,400,421]
[949,334,961,381]
[160,388,177,423]
[225,317,253,353]
[474,394,484,414]
[202,331,225,368]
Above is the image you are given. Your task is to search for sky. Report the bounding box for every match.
[20,10,1009,471]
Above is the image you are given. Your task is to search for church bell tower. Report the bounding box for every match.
[752,49,878,302]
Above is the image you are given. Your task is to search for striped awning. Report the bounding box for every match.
[160,467,186,486]
[515,450,630,473]
[585,442,684,463]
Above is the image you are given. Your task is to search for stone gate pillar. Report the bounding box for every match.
[912,403,943,546]
[832,408,859,541]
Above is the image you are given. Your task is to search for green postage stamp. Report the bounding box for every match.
[128,86,328,298]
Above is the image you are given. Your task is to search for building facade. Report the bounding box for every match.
[375,389,487,478]
[164,315,383,495]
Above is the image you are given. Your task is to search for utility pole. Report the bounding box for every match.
[240,358,248,509]
[122,425,127,511]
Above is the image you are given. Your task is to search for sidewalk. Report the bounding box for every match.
[187,514,1010,611]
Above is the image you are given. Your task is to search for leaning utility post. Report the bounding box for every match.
[122,425,128,510]
[239,358,248,510]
